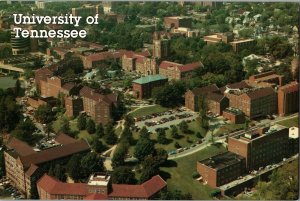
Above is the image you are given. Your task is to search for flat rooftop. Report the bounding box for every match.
[199,152,244,170]
[230,39,255,44]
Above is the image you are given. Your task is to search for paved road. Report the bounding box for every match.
[168,113,298,160]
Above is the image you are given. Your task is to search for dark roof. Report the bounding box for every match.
[244,87,275,99]
[199,152,244,170]
[220,81,252,93]
[79,86,117,105]
[54,133,77,145]
[85,50,127,62]
[6,137,35,156]
[178,62,203,72]
[207,92,226,102]
[190,84,219,96]
[20,139,90,167]
[61,83,76,92]
[109,175,166,198]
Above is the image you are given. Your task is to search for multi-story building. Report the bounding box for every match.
[277,81,299,116]
[80,50,127,69]
[230,39,255,53]
[203,33,234,45]
[159,61,203,80]
[153,32,170,59]
[228,125,289,171]
[71,5,100,16]
[4,134,90,198]
[40,77,78,98]
[248,71,284,87]
[122,50,158,75]
[185,84,229,115]
[132,75,168,99]
[64,96,84,117]
[171,27,200,38]
[34,67,54,91]
[223,82,277,119]
[37,173,167,200]
[164,16,192,29]
[79,86,117,124]
[288,127,299,157]
[197,152,245,188]
[222,108,245,124]
[197,1,222,8]
[40,76,63,98]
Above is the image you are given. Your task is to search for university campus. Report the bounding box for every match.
[0,1,299,200]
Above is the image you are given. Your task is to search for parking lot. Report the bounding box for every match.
[134,107,199,132]
[0,178,24,200]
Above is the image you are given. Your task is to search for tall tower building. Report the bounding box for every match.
[152,32,170,59]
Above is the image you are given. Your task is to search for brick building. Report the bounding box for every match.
[80,50,127,69]
[71,5,100,16]
[222,108,245,124]
[159,61,203,80]
[277,81,299,116]
[203,33,234,45]
[4,134,90,198]
[248,71,284,87]
[223,82,277,119]
[37,173,167,200]
[230,39,255,53]
[34,68,54,90]
[132,75,168,99]
[79,86,117,124]
[197,152,245,188]
[153,32,170,59]
[228,125,289,171]
[122,50,158,75]
[40,76,63,98]
[164,16,192,29]
[27,97,56,109]
[185,84,229,115]
[64,96,84,117]
[40,77,78,98]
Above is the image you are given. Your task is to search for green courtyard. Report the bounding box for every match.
[161,144,227,200]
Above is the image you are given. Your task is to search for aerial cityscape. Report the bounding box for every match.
[0,1,299,200]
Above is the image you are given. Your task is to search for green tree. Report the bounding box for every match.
[77,114,86,130]
[134,138,154,161]
[34,104,55,124]
[53,164,67,182]
[92,139,105,153]
[60,117,71,135]
[112,166,136,184]
[157,129,168,144]
[96,123,105,138]
[121,125,133,144]
[178,120,189,134]
[111,142,128,168]
[66,154,83,182]
[11,118,37,146]
[252,160,298,200]
[104,123,118,145]
[81,152,105,178]
[86,118,96,134]
[171,126,180,139]
[139,126,150,139]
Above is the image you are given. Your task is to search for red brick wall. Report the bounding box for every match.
[197,162,217,188]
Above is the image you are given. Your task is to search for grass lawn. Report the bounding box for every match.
[160,144,227,200]
[129,105,169,118]
[0,76,17,89]
[128,119,207,155]
[277,116,298,127]
[52,116,96,144]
